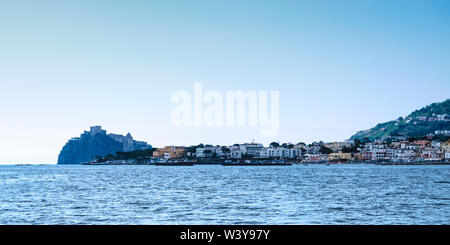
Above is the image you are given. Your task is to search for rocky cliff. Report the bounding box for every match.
[57,126,152,164]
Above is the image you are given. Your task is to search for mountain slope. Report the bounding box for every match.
[350,99,450,141]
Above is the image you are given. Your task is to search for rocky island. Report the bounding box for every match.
[57,126,152,164]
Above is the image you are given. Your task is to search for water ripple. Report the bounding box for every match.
[0,164,449,224]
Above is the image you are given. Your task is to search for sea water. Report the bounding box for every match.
[0,164,449,224]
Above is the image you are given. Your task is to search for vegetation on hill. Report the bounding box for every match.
[96,149,156,162]
[350,99,450,141]
[408,99,450,119]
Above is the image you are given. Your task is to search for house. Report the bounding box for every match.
[261,147,301,159]
[420,148,441,160]
[361,149,393,161]
[392,149,416,162]
[153,146,185,159]
[327,153,352,161]
[413,140,430,149]
[304,154,328,162]
[239,143,264,157]
[390,142,403,149]
[431,141,441,149]
[196,145,221,158]
[445,152,450,159]
[229,146,243,159]
[405,144,421,151]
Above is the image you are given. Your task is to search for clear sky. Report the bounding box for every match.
[1,0,449,164]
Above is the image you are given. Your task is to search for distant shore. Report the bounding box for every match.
[79,161,450,166]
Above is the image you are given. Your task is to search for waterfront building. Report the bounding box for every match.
[420,148,441,161]
[303,153,328,162]
[261,147,301,159]
[258,149,269,159]
[361,148,394,161]
[327,153,353,161]
[195,145,227,158]
[229,146,242,159]
[153,146,185,159]
[391,149,416,162]
[239,143,264,157]
[404,143,420,150]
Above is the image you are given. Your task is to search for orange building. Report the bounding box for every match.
[153,146,185,159]
[442,141,450,152]
[413,140,430,149]
[327,152,353,160]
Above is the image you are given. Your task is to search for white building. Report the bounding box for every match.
[405,144,421,151]
[392,149,416,162]
[229,146,243,159]
[196,145,221,158]
[364,143,387,150]
[420,148,441,160]
[431,141,441,149]
[435,130,450,136]
[239,143,264,157]
[304,154,328,162]
[260,147,301,159]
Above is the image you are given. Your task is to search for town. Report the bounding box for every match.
[90,131,450,165]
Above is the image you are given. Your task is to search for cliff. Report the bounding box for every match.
[57,126,152,164]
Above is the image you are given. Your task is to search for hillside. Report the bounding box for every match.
[350,99,450,141]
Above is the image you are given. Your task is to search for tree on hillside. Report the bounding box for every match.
[222,147,231,154]
[342,145,358,153]
[203,149,212,157]
[319,146,333,155]
[270,142,280,148]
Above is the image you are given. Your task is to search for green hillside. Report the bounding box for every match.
[350,99,450,141]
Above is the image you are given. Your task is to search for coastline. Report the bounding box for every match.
[79,160,450,166]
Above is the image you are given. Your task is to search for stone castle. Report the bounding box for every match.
[57,126,151,164]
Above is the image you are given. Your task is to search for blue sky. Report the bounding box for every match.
[1,0,449,164]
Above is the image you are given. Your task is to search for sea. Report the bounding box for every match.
[0,164,449,224]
